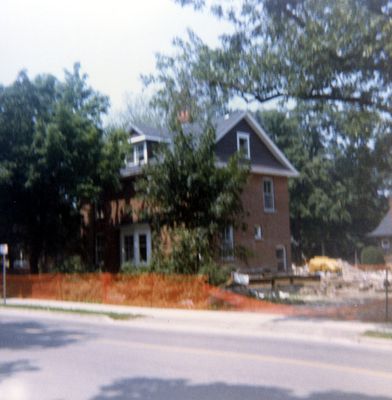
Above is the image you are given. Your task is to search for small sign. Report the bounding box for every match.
[0,244,8,255]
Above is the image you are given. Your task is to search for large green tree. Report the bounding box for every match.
[0,64,126,273]
[137,122,249,272]
[258,107,387,260]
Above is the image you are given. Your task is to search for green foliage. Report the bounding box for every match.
[137,121,249,274]
[120,262,152,275]
[0,64,126,273]
[137,124,249,232]
[149,226,230,285]
[257,108,387,260]
[360,246,385,265]
[53,255,95,274]
[166,0,391,117]
[199,261,231,286]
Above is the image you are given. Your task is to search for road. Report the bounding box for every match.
[1,309,392,400]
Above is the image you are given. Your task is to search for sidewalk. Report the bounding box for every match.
[3,297,392,349]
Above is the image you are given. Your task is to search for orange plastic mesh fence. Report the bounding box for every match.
[1,273,294,313]
[2,273,211,309]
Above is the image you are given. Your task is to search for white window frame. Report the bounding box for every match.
[221,225,234,260]
[276,245,287,272]
[120,224,152,267]
[126,141,148,167]
[236,132,250,159]
[263,177,275,212]
[381,238,390,250]
[254,225,263,240]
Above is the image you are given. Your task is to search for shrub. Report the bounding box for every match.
[53,255,95,273]
[121,262,152,275]
[199,262,231,286]
[360,245,385,265]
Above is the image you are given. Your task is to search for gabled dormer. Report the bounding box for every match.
[214,111,299,177]
[121,123,170,177]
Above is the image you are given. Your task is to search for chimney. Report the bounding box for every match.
[177,110,190,124]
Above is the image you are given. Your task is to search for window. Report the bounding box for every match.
[120,224,151,267]
[237,132,250,159]
[124,234,134,263]
[95,233,104,267]
[263,178,275,212]
[276,245,286,272]
[139,234,147,262]
[381,239,390,250]
[126,141,147,166]
[221,225,234,260]
[94,201,105,221]
[135,143,145,165]
[254,225,263,240]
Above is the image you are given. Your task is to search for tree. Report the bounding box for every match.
[0,64,127,273]
[107,93,166,131]
[258,107,387,261]
[167,0,391,116]
[136,122,249,272]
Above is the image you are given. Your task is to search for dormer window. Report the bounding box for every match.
[135,143,145,165]
[237,132,250,159]
[127,141,148,166]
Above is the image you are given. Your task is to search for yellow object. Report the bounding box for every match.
[308,256,341,273]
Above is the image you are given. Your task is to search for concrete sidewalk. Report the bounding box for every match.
[3,297,392,349]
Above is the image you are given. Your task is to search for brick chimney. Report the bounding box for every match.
[177,110,190,124]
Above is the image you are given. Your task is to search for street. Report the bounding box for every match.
[1,309,392,400]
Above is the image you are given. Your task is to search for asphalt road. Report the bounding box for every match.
[1,309,392,400]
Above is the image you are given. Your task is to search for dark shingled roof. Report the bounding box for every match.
[368,208,392,238]
[130,122,171,139]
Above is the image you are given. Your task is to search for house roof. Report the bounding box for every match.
[368,208,392,238]
[130,111,299,177]
[129,123,171,141]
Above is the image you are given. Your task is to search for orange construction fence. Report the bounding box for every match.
[0,273,294,313]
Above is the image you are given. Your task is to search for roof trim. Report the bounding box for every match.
[130,134,170,145]
[215,162,298,178]
[216,111,299,177]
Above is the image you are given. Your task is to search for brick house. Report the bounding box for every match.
[82,111,299,273]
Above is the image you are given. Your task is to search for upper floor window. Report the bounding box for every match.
[254,225,263,240]
[263,178,275,212]
[221,225,234,260]
[237,132,250,159]
[127,141,147,166]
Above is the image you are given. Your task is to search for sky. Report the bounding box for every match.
[1,0,230,116]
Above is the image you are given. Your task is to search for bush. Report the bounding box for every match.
[361,245,385,265]
[199,262,231,286]
[121,262,152,275]
[53,255,95,273]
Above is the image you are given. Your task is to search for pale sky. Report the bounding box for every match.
[1,0,230,115]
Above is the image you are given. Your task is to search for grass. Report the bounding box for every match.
[364,330,392,340]
[0,304,143,321]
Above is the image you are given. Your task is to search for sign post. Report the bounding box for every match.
[386,267,389,323]
[0,244,8,305]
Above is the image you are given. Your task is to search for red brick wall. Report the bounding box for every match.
[233,173,292,272]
